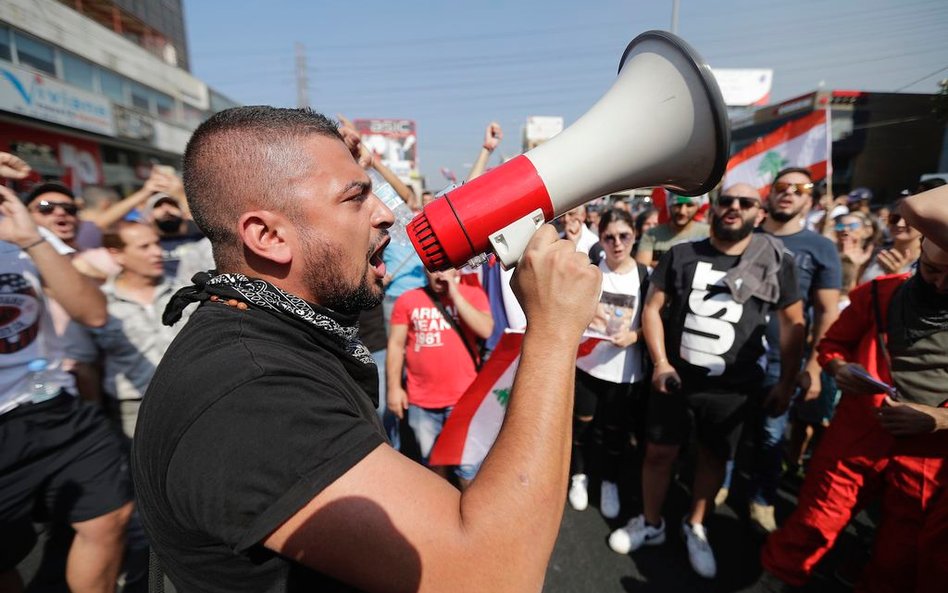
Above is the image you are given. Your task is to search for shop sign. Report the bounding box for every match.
[0,61,115,136]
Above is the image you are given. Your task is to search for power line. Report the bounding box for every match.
[894,65,948,91]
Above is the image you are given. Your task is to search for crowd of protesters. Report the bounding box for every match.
[1,110,947,593]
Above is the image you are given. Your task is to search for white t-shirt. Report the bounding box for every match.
[503,225,600,330]
[0,240,77,414]
[576,260,644,384]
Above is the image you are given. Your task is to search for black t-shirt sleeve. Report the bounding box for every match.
[649,246,675,292]
[776,254,802,309]
[166,372,385,553]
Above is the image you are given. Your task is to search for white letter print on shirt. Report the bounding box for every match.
[680,261,743,376]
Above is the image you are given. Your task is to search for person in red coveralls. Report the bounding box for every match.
[386,267,493,487]
[749,187,948,593]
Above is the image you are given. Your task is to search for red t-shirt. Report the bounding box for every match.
[390,284,490,409]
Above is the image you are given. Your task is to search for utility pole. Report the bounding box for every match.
[295,42,309,109]
[671,0,680,34]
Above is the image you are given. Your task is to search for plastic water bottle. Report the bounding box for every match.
[373,183,413,247]
[27,358,58,403]
[606,308,626,336]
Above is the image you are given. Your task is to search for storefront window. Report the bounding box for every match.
[100,69,126,104]
[130,82,151,112]
[14,32,55,75]
[0,26,11,62]
[154,91,175,119]
[62,52,95,92]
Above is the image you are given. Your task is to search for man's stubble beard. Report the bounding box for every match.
[767,198,805,224]
[299,229,385,314]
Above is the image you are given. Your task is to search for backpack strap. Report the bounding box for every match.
[423,286,482,370]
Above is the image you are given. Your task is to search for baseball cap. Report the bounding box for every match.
[144,193,180,215]
[847,187,873,203]
[22,181,75,206]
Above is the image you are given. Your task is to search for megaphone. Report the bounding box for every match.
[407,30,730,271]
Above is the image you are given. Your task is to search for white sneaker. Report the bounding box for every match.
[600,480,620,519]
[608,514,665,554]
[568,474,588,511]
[681,520,717,579]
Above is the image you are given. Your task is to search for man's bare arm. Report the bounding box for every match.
[448,283,494,340]
[902,185,948,252]
[798,288,840,400]
[264,226,600,593]
[385,323,409,420]
[0,186,106,327]
[642,284,679,393]
[467,122,502,182]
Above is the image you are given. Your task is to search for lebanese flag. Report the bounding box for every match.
[429,332,607,467]
[723,110,832,197]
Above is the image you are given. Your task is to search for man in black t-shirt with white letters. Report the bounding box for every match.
[608,183,804,580]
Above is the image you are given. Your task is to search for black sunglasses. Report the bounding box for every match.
[602,232,634,244]
[716,195,760,210]
[34,200,78,216]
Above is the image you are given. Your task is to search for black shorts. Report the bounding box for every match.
[645,386,753,459]
[0,393,132,570]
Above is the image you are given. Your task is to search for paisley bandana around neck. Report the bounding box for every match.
[164,271,374,366]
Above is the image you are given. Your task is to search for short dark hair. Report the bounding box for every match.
[598,208,635,234]
[772,167,813,186]
[182,106,343,271]
[23,181,74,206]
[102,220,152,250]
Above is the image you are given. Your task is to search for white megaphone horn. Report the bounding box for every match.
[407,30,730,271]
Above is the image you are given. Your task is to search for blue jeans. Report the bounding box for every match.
[371,349,400,450]
[407,404,478,480]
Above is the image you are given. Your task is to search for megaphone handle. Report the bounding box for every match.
[487,209,546,270]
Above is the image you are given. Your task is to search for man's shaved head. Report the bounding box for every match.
[183,106,343,270]
[722,183,759,199]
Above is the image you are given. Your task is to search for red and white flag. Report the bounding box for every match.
[723,110,832,197]
[429,332,607,467]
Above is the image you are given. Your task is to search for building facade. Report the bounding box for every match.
[0,0,236,194]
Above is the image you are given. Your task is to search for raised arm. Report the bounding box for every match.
[445,271,494,340]
[0,185,106,327]
[264,225,600,593]
[467,122,502,182]
[338,114,417,209]
[901,184,948,252]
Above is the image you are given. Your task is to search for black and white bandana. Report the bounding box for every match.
[164,271,374,366]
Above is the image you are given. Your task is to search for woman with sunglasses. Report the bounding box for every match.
[835,213,874,275]
[568,208,649,520]
[859,201,921,283]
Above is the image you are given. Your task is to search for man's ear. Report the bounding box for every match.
[237,210,293,265]
[755,208,767,226]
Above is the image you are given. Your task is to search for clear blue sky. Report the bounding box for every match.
[183,0,948,189]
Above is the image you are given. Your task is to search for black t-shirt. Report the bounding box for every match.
[651,239,800,390]
[133,301,385,593]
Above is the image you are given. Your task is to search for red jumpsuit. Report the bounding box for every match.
[761,274,948,593]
